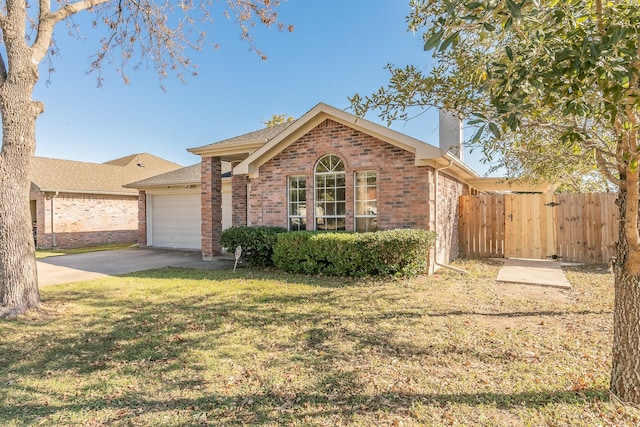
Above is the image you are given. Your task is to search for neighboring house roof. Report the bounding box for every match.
[31,153,183,196]
[187,103,479,181]
[125,162,232,189]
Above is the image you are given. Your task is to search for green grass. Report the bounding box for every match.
[35,243,136,259]
[1,260,638,426]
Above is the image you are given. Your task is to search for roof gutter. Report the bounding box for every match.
[38,189,138,196]
[433,156,467,274]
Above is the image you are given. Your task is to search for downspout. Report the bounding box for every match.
[433,158,467,274]
[50,191,58,247]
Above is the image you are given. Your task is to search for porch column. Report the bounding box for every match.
[231,163,249,227]
[202,156,223,259]
[137,191,147,247]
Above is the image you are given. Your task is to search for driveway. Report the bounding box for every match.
[37,248,235,286]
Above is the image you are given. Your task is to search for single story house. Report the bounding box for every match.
[30,153,182,248]
[128,103,490,269]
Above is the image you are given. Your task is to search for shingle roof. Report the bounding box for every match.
[188,121,295,153]
[31,153,183,195]
[125,162,232,188]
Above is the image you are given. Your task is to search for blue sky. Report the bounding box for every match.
[33,0,497,175]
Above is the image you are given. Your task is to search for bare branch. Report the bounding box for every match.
[32,0,111,63]
[49,0,110,23]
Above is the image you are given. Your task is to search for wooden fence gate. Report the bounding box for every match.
[459,193,619,263]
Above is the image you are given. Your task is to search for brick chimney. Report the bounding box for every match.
[438,110,463,161]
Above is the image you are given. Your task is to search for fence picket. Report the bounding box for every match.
[459,192,619,263]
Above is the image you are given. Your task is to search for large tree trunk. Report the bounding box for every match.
[0,61,42,317]
[611,188,640,402]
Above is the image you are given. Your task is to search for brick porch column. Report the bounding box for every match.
[137,191,147,247]
[201,156,223,259]
[231,163,249,227]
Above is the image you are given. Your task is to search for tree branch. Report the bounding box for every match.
[595,147,621,187]
[31,0,111,63]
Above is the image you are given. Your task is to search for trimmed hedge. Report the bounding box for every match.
[220,226,287,267]
[272,229,436,277]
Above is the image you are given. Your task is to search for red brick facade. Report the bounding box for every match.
[201,119,469,263]
[218,118,468,263]
[30,187,138,248]
[434,172,469,263]
[241,119,433,230]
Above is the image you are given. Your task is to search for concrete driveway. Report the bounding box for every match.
[37,248,235,286]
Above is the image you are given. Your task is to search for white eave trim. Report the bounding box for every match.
[423,152,480,182]
[187,140,266,158]
[37,188,138,196]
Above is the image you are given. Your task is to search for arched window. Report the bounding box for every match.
[314,155,346,230]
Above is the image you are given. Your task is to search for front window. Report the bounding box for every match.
[288,176,307,231]
[355,171,378,232]
[314,155,346,231]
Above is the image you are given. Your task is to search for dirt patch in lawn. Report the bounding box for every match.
[494,281,575,304]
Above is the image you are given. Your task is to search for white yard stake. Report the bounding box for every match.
[233,245,242,272]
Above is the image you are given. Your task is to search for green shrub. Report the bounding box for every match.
[272,229,435,277]
[220,226,287,267]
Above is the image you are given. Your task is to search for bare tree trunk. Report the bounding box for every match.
[611,189,640,403]
[0,64,42,317]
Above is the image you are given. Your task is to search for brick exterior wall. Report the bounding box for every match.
[29,187,138,248]
[434,171,469,264]
[201,156,223,258]
[231,162,249,227]
[245,118,432,231]
[137,191,147,247]
[218,118,471,268]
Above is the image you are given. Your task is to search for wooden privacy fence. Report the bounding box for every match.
[459,193,619,263]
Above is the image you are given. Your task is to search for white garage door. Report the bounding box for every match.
[148,187,232,250]
[150,194,202,249]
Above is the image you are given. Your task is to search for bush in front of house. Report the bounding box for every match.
[272,229,436,277]
[220,226,287,267]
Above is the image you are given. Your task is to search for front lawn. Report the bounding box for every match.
[1,261,637,426]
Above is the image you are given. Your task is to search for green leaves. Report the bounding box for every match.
[424,30,444,51]
[505,0,522,19]
[352,0,640,191]
[488,122,501,138]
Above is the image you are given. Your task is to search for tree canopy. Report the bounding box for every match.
[351,0,639,191]
[351,0,640,404]
[262,113,294,127]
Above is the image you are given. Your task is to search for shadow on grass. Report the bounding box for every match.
[1,264,621,424]
[3,386,612,425]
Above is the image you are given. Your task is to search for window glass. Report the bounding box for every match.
[315,155,346,231]
[355,171,378,232]
[288,176,306,231]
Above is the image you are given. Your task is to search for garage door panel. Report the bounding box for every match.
[150,194,201,249]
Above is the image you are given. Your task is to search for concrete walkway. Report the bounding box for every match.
[37,248,235,286]
[495,258,575,289]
